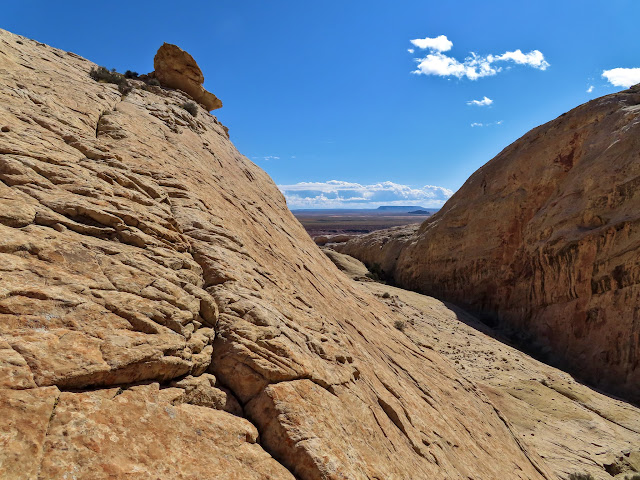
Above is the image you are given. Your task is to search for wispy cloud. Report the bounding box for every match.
[278,180,453,209]
[467,96,493,106]
[493,50,549,69]
[471,120,503,127]
[586,85,594,93]
[602,67,640,88]
[409,35,549,80]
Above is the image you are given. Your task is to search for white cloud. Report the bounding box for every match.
[278,180,454,209]
[602,67,640,88]
[492,49,549,70]
[407,48,414,54]
[410,35,453,52]
[467,96,493,106]
[414,53,464,78]
[471,120,503,127]
[586,85,594,93]
[409,36,549,80]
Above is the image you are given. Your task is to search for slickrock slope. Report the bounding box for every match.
[0,29,556,479]
[326,250,640,480]
[338,87,640,403]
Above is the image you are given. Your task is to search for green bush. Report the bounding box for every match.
[147,78,160,86]
[89,66,124,84]
[90,66,132,96]
[124,70,139,79]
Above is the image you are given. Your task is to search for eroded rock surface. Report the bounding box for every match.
[0,28,561,479]
[326,250,640,480]
[153,43,222,111]
[338,87,640,403]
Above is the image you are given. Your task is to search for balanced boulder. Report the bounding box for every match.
[153,42,222,111]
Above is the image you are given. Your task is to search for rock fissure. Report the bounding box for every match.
[35,392,60,480]
[489,405,554,480]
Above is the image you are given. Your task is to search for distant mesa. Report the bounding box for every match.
[376,205,426,212]
[152,43,222,111]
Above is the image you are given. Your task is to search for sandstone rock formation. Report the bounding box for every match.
[337,86,640,403]
[325,249,640,480]
[0,29,562,479]
[153,43,222,111]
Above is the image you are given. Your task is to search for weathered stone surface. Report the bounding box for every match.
[322,247,370,280]
[153,43,222,111]
[167,373,243,416]
[0,27,620,479]
[338,88,640,403]
[326,250,640,480]
[38,384,292,479]
[0,387,59,479]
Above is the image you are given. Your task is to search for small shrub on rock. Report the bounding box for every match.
[147,78,161,86]
[124,70,139,79]
[181,101,198,117]
[118,81,132,95]
[568,474,594,480]
[393,320,406,331]
[381,292,391,299]
[90,66,132,96]
[89,66,124,84]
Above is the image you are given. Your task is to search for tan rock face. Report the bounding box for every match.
[323,252,640,480]
[0,27,597,479]
[337,86,640,403]
[153,43,223,111]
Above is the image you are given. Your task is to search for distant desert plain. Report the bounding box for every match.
[293,205,436,239]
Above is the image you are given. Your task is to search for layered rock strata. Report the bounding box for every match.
[0,29,556,479]
[338,87,640,403]
[326,250,640,480]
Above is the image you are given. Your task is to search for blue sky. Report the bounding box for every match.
[3,1,639,208]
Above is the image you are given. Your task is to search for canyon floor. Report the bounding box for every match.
[324,248,640,480]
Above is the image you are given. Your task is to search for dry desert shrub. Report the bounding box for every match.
[394,319,406,331]
[181,101,198,117]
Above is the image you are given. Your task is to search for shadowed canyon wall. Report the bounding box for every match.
[338,85,640,403]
